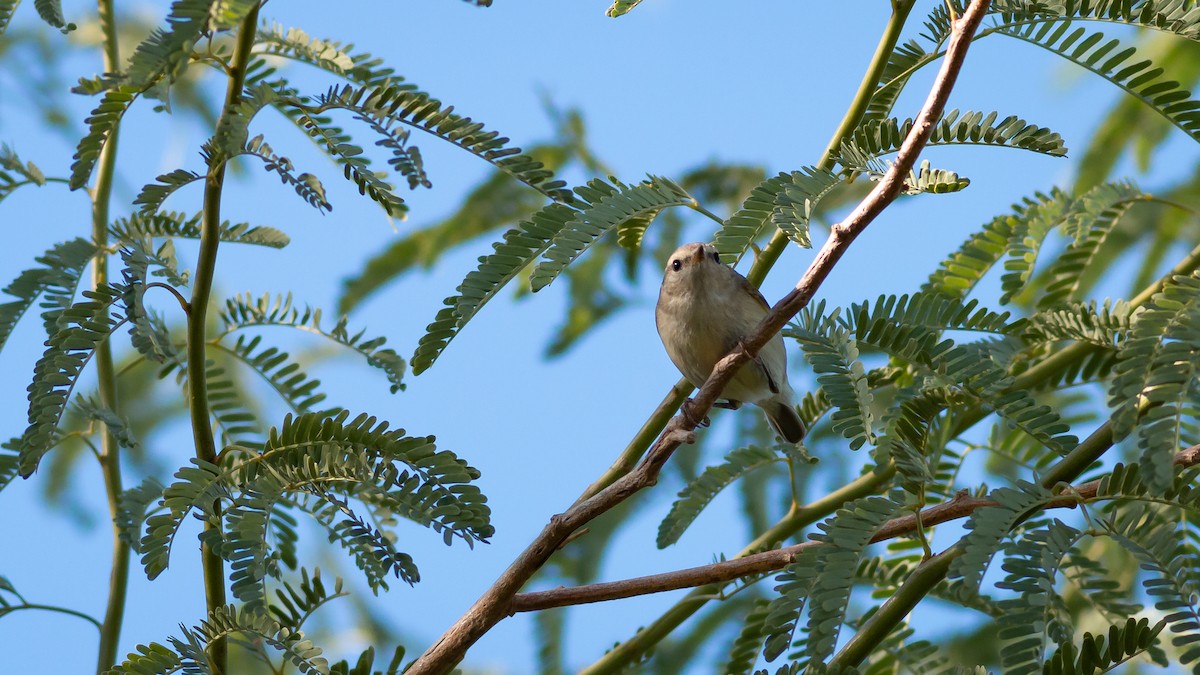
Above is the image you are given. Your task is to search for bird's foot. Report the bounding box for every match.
[680,398,711,428]
[713,399,742,410]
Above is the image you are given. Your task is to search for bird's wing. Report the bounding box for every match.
[729,269,771,312]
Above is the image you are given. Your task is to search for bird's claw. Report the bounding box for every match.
[681,398,711,428]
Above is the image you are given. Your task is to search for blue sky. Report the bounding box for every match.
[1,1,1194,673]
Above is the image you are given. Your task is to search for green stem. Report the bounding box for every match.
[93,0,126,670]
[745,0,915,289]
[188,5,262,673]
[580,3,916,671]
[573,379,691,504]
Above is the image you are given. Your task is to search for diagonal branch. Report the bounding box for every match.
[404,2,992,672]
[510,445,1200,613]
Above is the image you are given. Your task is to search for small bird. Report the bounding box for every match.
[656,242,805,443]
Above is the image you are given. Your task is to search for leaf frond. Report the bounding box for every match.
[253,24,408,89]
[136,411,492,592]
[1042,617,1166,675]
[18,284,127,477]
[712,173,795,266]
[1107,271,1200,491]
[845,108,1068,160]
[657,445,782,549]
[530,176,694,291]
[111,210,290,249]
[299,83,570,201]
[0,238,96,354]
[70,86,140,189]
[997,21,1200,149]
[219,292,406,392]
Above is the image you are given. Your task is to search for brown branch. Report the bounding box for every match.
[510,444,1200,613]
[404,4,992,673]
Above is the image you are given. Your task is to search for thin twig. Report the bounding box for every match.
[511,445,1200,612]
[405,0,986,670]
[144,282,192,314]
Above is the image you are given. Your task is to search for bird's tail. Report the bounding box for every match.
[761,399,806,444]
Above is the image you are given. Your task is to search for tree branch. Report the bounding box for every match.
[405,0,988,671]
[92,0,126,669]
[186,4,263,673]
[510,444,1200,613]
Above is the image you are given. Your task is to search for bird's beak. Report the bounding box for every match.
[692,244,706,264]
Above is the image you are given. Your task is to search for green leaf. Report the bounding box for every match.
[1107,271,1200,491]
[1023,299,1136,348]
[219,292,406,393]
[996,0,1200,43]
[107,642,182,675]
[410,201,578,374]
[0,0,19,35]
[70,85,139,189]
[997,21,1200,149]
[252,25,409,89]
[770,166,840,247]
[791,307,876,450]
[904,159,970,195]
[137,411,492,592]
[994,518,1084,673]
[723,598,772,675]
[530,176,693,291]
[289,107,409,217]
[297,83,570,201]
[0,439,18,495]
[235,135,332,212]
[0,144,49,203]
[1036,181,1147,308]
[72,395,139,451]
[0,238,96,354]
[862,3,955,123]
[124,0,219,90]
[118,246,184,365]
[268,567,345,631]
[116,477,165,552]
[845,109,1068,159]
[133,169,204,214]
[33,0,72,32]
[1042,617,1166,675]
[763,495,904,663]
[111,210,290,249]
[1100,503,1200,670]
[657,445,782,549]
[111,604,328,674]
[999,183,1148,305]
[18,284,126,477]
[712,173,794,266]
[949,480,1054,590]
[338,143,567,314]
[923,210,1016,301]
[606,0,643,17]
[213,335,332,415]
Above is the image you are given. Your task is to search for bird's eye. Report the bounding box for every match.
[671,259,682,272]
[712,250,720,263]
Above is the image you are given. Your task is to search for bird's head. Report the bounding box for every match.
[662,242,723,291]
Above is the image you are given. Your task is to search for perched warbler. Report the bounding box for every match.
[655,242,805,443]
